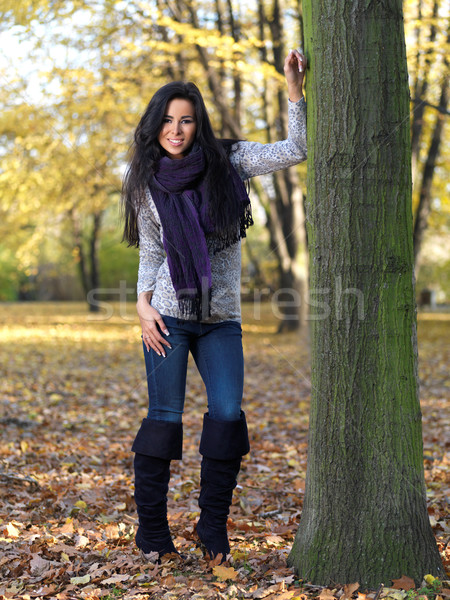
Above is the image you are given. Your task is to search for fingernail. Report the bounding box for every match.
[156,351,161,356]
[167,345,172,350]
[162,353,166,358]
[163,330,170,336]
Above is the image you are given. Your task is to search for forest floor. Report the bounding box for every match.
[0,302,448,600]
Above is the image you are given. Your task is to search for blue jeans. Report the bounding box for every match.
[143,316,244,423]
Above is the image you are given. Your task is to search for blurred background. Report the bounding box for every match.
[0,0,448,315]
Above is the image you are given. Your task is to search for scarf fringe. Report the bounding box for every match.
[210,204,254,256]
[177,288,213,321]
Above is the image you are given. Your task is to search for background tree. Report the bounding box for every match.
[287,0,444,587]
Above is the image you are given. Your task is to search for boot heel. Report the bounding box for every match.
[194,523,227,563]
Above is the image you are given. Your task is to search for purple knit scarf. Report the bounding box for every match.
[149,146,252,320]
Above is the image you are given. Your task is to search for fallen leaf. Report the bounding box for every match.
[48,543,78,556]
[70,574,91,585]
[385,591,407,600]
[319,589,337,600]
[6,523,20,538]
[265,535,285,545]
[140,550,159,563]
[392,576,415,591]
[59,519,74,535]
[342,583,360,599]
[75,534,89,548]
[102,573,130,585]
[267,592,296,600]
[29,554,53,577]
[104,524,120,539]
[252,586,269,598]
[37,585,57,597]
[273,575,295,585]
[212,581,228,590]
[213,565,238,581]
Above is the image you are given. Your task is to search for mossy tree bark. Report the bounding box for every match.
[287,0,444,588]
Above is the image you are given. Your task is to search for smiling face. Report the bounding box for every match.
[157,98,197,159]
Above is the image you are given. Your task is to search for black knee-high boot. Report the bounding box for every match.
[196,412,250,561]
[131,418,183,558]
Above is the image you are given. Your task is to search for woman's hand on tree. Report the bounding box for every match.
[137,292,172,357]
[284,50,307,102]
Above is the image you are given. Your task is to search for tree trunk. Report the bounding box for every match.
[226,0,242,128]
[71,210,102,313]
[88,211,102,312]
[72,211,89,297]
[410,0,438,187]
[287,0,443,588]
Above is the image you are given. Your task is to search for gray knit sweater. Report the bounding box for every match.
[136,97,307,323]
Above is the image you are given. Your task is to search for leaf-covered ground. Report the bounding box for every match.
[0,302,448,600]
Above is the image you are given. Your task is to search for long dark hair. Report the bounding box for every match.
[121,81,242,247]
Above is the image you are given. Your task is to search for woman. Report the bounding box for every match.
[122,49,307,562]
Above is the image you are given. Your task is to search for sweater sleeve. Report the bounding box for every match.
[229,97,307,179]
[136,191,166,297]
